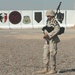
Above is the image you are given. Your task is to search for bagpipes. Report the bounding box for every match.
[42,2,65,35]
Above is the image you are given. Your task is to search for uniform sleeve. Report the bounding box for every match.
[48,20,60,38]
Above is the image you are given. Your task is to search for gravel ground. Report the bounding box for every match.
[0,28,75,75]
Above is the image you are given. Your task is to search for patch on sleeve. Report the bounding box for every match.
[53,20,59,26]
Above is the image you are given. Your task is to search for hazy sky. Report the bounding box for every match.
[0,0,74,10]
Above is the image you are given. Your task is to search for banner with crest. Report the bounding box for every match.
[9,10,22,29]
[21,11,33,28]
[0,11,9,29]
[33,10,44,28]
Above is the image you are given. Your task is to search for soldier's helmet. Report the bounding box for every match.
[46,10,55,16]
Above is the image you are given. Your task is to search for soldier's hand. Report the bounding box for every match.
[43,33,49,39]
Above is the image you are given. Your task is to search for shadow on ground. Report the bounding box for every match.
[59,68,75,73]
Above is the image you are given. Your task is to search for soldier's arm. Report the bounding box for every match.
[48,21,60,39]
[43,30,48,37]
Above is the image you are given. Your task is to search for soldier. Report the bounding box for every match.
[37,10,60,74]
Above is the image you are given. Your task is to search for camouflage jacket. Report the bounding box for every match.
[46,18,60,43]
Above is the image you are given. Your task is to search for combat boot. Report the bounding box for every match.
[37,68,48,74]
[46,69,57,74]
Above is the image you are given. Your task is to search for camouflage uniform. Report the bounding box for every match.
[43,17,60,70]
[37,10,60,74]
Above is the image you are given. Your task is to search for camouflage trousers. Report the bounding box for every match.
[43,40,57,70]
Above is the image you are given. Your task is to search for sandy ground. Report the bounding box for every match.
[0,28,75,75]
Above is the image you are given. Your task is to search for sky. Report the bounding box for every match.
[0,0,74,10]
